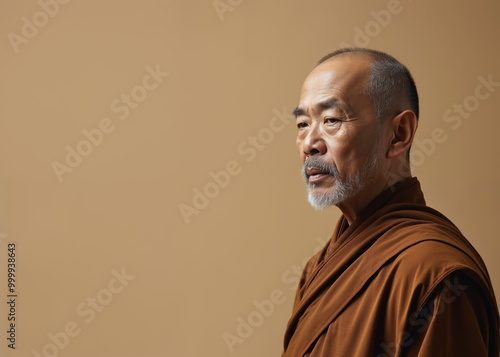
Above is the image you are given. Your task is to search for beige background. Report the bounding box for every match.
[1,0,499,356]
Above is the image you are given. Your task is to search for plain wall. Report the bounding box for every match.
[0,1,499,356]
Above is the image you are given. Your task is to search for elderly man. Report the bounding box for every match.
[282,48,499,356]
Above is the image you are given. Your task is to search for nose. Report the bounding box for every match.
[300,124,326,157]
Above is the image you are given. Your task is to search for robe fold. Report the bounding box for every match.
[282,177,499,357]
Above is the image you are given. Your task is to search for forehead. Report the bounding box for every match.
[299,54,373,110]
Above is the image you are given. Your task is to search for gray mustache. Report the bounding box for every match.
[302,157,339,182]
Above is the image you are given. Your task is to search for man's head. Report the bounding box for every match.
[294,48,419,221]
[318,48,419,126]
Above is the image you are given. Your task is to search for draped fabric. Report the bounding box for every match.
[282,178,499,356]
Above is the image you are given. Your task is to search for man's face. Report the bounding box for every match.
[295,54,386,209]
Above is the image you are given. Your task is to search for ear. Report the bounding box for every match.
[386,110,418,159]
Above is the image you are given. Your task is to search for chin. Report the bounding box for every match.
[307,187,344,210]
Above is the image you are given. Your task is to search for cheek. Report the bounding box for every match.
[358,129,380,156]
[324,134,349,161]
[325,131,371,172]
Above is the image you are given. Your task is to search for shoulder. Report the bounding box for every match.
[394,239,474,276]
[386,238,495,312]
[379,211,488,285]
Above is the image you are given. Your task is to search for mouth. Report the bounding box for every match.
[306,167,332,183]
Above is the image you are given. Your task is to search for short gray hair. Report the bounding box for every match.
[318,48,419,124]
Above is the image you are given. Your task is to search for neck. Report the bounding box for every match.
[336,173,410,225]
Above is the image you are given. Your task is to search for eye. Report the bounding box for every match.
[324,117,340,124]
[297,122,309,129]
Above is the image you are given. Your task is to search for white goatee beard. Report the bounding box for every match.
[304,151,381,210]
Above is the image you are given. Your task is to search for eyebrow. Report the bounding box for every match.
[293,98,342,118]
[293,107,304,117]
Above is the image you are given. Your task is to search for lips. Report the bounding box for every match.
[306,167,331,183]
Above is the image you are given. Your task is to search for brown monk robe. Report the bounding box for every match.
[282,178,499,356]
